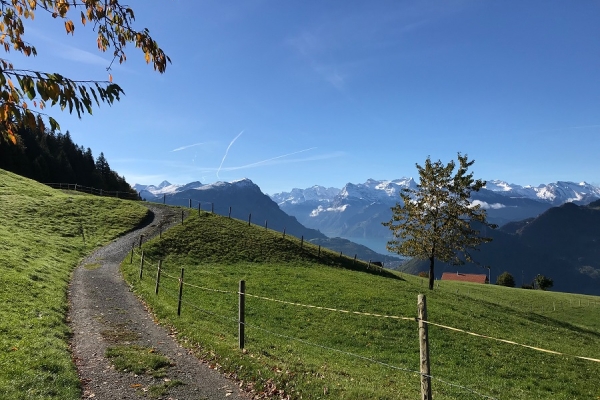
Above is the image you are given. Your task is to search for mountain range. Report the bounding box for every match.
[133,180,402,266]
[135,179,326,241]
[270,179,600,242]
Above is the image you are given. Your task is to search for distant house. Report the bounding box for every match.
[441,272,488,284]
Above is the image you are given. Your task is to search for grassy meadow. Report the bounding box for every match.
[1,168,599,399]
[122,211,600,400]
[0,170,148,399]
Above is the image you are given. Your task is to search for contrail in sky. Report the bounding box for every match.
[171,142,205,152]
[217,130,244,178]
[224,147,317,171]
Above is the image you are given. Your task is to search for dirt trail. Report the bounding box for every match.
[69,205,250,399]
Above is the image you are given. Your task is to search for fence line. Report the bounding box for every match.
[143,260,497,399]
[127,211,600,398]
[243,292,416,321]
[423,320,600,363]
[183,281,234,295]
[152,196,393,271]
[240,319,498,400]
[131,246,600,366]
[45,182,140,200]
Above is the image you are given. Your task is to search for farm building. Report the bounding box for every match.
[441,272,488,284]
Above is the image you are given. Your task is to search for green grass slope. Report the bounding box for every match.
[0,169,149,399]
[123,211,600,400]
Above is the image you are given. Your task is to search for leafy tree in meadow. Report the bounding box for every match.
[0,0,170,145]
[496,271,516,287]
[535,274,554,291]
[383,153,496,290]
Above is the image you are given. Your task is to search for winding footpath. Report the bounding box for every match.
[68,206,250,399]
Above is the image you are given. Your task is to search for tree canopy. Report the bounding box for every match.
[0,0,170,145]
[383,153,496,290]
[496,271,516,287]
[0,126,136,194]
[535,274,554,291]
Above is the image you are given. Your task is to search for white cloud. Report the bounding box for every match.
[310,204,349,217]
[471,200,505,210]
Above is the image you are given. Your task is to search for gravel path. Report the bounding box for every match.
[69,205,250,400]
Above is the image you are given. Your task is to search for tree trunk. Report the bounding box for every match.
[428,256,435,290]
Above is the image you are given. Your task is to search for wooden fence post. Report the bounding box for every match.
[229,206,232,218]
[300,236,304,249]
[318,245,320,257]
[155,260,162,295]
[282,228,286,239]
[265,220,268,230]
[198,203,201,217]
[248,213,252,226]
[211,203,214,213]
[177,268,184,316]
[163,194,166,204]
[139,235,143,249]
[418,294,432,400]
[130,243,134,263]
[189,199,192,208]
[139,251,145,279]
[239,280,246,349]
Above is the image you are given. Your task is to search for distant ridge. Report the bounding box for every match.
[402,201,600,296]
[270,178,600,238]
[135,178,325,241]
[134,179,402,265]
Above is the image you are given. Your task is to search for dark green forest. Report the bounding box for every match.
[0,128,137,197]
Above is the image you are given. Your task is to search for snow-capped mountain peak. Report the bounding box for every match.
[270,185,341,205]
[337,178,416,203]
[484,180,600,205]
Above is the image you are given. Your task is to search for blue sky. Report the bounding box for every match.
[16,1,600,194]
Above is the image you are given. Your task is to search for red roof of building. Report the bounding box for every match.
[441,272,488,284]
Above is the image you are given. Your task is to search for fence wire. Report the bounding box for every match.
[130,246,600,366]
[126,220,599,400]
[244,292,415,321]
[423,320,600,363]
[132,249,600,363]
[154,279,498,400]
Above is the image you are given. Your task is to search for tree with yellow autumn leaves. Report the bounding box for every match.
[0,0,169,145]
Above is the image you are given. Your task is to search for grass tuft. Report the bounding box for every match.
[148,379,185,397]
[105,345,173,377]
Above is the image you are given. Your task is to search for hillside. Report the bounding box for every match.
[308,236,402,267]
[138,179,327,241]
[402,201,600,295]
[135,208,397,278]
[122,208,600,399]
[137,179,401,263]
[0,169,149,399]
